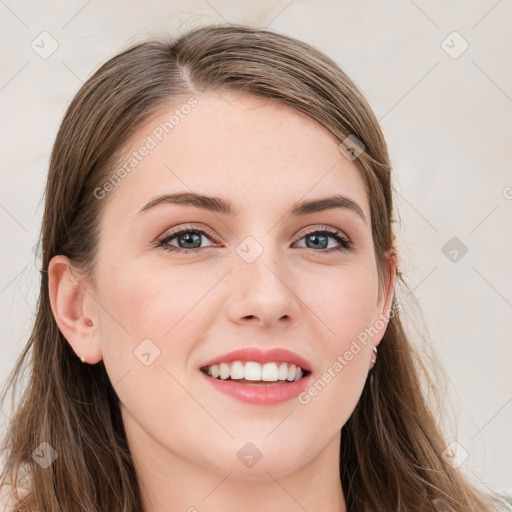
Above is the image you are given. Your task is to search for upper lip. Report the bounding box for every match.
[200,347,312,373]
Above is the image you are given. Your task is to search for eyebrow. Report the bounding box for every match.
[137,192,366,224]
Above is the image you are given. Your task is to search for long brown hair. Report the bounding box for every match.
[0,22,508,512]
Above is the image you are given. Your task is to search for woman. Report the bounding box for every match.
[0,23,509,512]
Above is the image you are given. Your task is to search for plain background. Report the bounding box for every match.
[1,0,511,497]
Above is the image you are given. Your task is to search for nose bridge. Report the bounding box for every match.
[234,232,287,291]
[226,232,300,325]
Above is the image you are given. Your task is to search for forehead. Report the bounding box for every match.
[101,91,370,222]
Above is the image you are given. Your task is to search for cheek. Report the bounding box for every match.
[304,262,379,349]
[100,262,201,337]
[96,262,221,376]
[96,264,211,423]
[295,264,377,422]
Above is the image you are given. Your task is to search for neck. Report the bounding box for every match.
[123,408,347,512]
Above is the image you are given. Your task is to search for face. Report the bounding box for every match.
[69,91,394,481]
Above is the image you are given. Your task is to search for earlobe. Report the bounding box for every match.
[48,255,103,364]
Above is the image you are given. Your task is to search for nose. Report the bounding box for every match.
[224,244,301,329]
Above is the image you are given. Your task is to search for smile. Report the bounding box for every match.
[200,361,310,382]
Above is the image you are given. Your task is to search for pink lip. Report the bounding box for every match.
[199,347,312,372]
[198,348,313,406]
[199,371,313,405]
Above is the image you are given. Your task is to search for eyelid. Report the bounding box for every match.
[299,224,348,238]
[157,223,349,240]
[156,223,220,244]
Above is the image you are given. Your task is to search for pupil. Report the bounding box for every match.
[306,234,327,249]
[180,232,201,249]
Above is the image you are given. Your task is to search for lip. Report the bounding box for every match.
[199,370,313,405]
[198,347,313,406]
[199,347,312,372]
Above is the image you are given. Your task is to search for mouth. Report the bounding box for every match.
[200,361,311,385]
[198,347,313,404]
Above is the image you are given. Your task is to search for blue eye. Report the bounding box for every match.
[156,227,218,254]
[155,225,352,254]
[296,226,352,252]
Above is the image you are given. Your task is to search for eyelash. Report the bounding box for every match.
[153,224,353,255]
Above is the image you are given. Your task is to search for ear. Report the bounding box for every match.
[48,255,103,364]
[372,248,398,348]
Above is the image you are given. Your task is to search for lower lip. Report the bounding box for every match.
[199,371,312,405]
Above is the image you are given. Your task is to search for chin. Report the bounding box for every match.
[202,438,311,481]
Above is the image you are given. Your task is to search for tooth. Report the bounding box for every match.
[206,361,307,382]
[230,361,245,380]
[277,363,288,380]
[219,362,230,380]
[286,364,297,381]
[261,362,279,381]
[244,361,262,381]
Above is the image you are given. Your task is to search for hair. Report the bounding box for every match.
[0,22,509,512]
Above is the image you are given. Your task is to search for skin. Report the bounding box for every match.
[49,91,396,512]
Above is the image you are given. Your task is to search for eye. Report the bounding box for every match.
[154,225,219,254]
[294,225,352,253]
[154,224,352,255]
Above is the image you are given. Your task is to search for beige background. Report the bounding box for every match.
[1,0,511,497]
